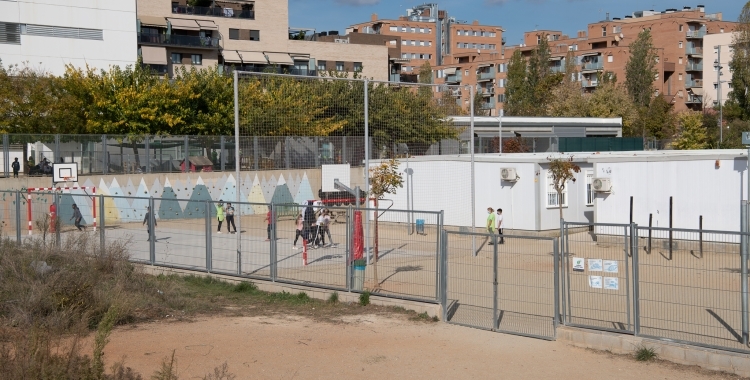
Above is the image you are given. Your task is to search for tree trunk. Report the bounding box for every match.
[558,190,563,221]
[131,140,141,173]
[372,199,380,289]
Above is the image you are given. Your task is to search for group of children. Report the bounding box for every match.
[486,207,505,245]
[293,207,333,250]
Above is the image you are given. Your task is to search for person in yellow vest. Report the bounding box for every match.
[216,201,225,234]
[486,207,495,245]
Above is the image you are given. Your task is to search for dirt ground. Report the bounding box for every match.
[100,315,744,380]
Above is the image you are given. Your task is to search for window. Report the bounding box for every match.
[390,26,397,32]
[679,41,683,48]
[607,55,613,63]
[585,171,595,206]
[489,44,496,49]
[714,83,718,90]
[428,41,432,46]
[601,26,606,37]
[249,30,259,41]
[679,24,683,32]
[490,32,496,37]
[679,73,682,80]
[473,31,478,36]
[411,27,416,33]
[191,54,202,65]
[354,62,362,71]
[537,35,541,44]
[171,53,181,64]
[411,53,417,59]
[402,40,407,45]
[419,28,425,33]
[0,22,21,44]
[679,57,683,64]
[336,61,344,71]
[401,53,408,59]
[427,28,432,33]
[497,79,505,87]
[457,30,461,36]
[400,27,407,32]
[318,60,326,71]
[389,40,396,45]
[721,28,725,33]
[547,171,568,208]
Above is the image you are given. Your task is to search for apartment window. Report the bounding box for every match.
[411,53,417,59]
[714,83,718,90]
[400,27,407,32]
[481,31,486,37]
[191,54,202,65]
[465,70,469,76]
[428,41,432,46]
[419,28,425,33]
[537,35,541,44]
[427,28,432,33]
[457,42,461,48]
[679,24,683,32]
[0,22,21,44]
[354,62,362,71]
[491,32,497,37]
[318,60,326,71]
[249,30,259,41]
[464,30,469,35]
[498,79,505,87]
[457,30,461,36]
[389,40,396,45]
[679,57,683,64]
[721,28,725,33]
[547,172,568,208]
[402,53,408,59]
[585,170,595,206]
[489,44,496,49]
[411,27,416,33]
[601,26,606,37]
[390,26,398,32]
[411,40,416,46]
[229,28,239,40]
[679,41,683,48]
[607,55,613,63]
[473,31,478,36]
[402,40,407,45]
[171,53,181,64]
[679,73,683,80]
[336,61,344,71]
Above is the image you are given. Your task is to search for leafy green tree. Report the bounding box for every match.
[547,156,580,221]
[625,29,658,108]
[587,82,638,135]
[368,159,403,288]
[728,2,750,119]
[505,49,531,116]
[673,111,708,150]
[636,96,676,140]
[418,61,433,84]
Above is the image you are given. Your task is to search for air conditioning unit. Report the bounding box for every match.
[592,178,612,192]
[500,168,518,182]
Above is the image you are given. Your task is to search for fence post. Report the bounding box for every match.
[99,194,105,256]
[101,134,108,174]
[205,201,212,273]
[441,229,448,322]
[699,215,703,258]
[346,206,352,291]
[144,135,150,174]
[184,136,190,173]
[149,197,155,265]
[15,190,21,245]
[314,137,320,168]
[253,137,259,171]
[742,202,749,345]
[624,225,631,332]
[270,204,277,281]
[220,135,226,172]
[342,136,347,164]
[284,137,291,170]
[648,214,652,254]
[669,196,673,260]
[54,134,60,163]
[553,238,560,329]
[3,134,9,178]
[435,211,443,302]
[565,223,572,324]
[631,223,640,336]
[492,233,499,332]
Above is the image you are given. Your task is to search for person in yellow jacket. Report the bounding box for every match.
[486,207,496,245]
[216,201,225,234]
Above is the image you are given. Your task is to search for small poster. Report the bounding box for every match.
[604,277,619,290]
[588,259,603,272]
[589,276,602,289]
[572,257,585,272]
[603,260,619,273]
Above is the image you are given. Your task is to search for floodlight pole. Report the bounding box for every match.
[364,78,371,264]
[470,85,477,255]
[234,69,242,275]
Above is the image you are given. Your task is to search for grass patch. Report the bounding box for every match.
[359,291,370,306]
[327,292,339,304]
[634,345,658,362]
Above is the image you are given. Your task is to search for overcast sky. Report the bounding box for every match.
[289,0,745,45]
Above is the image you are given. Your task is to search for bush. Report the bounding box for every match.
[359,291,370,306]
[634,345,658,361]
[327,292,339,304]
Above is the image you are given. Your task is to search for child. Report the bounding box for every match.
[143,206,157,241]
[496,208,505,244]
[70,204,86,231]
[314,211,326,248]
[293,214,304,249]
[321,210,333,247]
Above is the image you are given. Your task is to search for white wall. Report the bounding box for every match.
[0,0,137,75]
[703,32,735,106]
[538,163,594,230]
[593,157,746,232]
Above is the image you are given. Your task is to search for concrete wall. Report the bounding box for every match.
[0,0,137,75]
[704,32,736,106]
[538,162,594,230]
[593,157,746,232]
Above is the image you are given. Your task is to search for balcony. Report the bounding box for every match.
[139,33,220,49]
[581,61,603,72]
[480,99,496,109]
[686,46,703,56]
[288,69,317,76]
[685,78,703,88]
[581,79,598,88]
[685,94,703,104]
[450,89,462,97]
[445,73,462,83]
[686,29,706,39]
[172,5,255,20]
[550,65,565,73]
[477,69,496,81]
[479,87,494,96]
[685,61,703,71]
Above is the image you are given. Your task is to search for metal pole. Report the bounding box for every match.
[470,85,476,255]
[632,223,640,336]
[253,136,259,171]
[3,134,8,178]
[183,136,189,173]
[406,155,412,235]
[54,192,60,248]
[699,215,703,258]
[270,204,277,281]
[742,201,749,345]
[435,211,443,302]
[206,201,212,273]
[145,135,150,174]
[498,115,502,154]
[149,197,155,265]
[669,196,673,260]
[220,135,226,173]
[15,190,21,244]
[492,233,499,332]
[648,213,653,254]
[364,78,371,264]
[624,226,631,331]
[717,45,723,147]
[54,134,60,164]
[553,238,560,328]
[99,195,105,256]
[234,70,242,275]
[346,206,352,291]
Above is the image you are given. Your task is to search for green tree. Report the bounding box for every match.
[625,29,658,108]
[729,2,750,119]
[505,49,531,116]
[547,156,580,221]
[368,159,404,288]
[418,61,433,84]
[587,81,638,135]
[636,95,676,140]
[673,111,708,150]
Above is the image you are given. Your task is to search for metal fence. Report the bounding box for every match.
[442,230,559,340]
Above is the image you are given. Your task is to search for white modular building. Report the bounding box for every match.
[0,0,137,75]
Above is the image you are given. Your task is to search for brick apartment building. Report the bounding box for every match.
[428,4,737,116]
[135,0,390,80]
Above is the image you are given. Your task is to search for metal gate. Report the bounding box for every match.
[441,230,559,340]
[562,222,634,333]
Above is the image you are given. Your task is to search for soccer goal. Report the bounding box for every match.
[26,186,97,235]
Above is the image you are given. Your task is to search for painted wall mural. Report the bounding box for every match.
[0,172,316,230]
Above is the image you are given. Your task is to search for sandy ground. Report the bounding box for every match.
[101,315,742,380]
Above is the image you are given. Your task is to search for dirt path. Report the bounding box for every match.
[102,315,741,380]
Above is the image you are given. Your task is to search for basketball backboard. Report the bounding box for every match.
[53,163,78,183]
[322,164,350,193]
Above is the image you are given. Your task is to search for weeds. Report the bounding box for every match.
[359,291,370,306]
[152,350,179,380]
[634,345,658,361]
[327,292,339,304]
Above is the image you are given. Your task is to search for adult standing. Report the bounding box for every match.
[215,201,225,234]
[70,204,85,231]
[486,207,495,245]
[225,202,237,234]
[11,158,20,178]
[496,208,505,244]
[143,206,157,241]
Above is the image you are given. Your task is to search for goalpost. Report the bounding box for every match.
[26,187,97,235]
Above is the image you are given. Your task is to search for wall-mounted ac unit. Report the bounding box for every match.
[593,178,612,192]
[500,168,518,182]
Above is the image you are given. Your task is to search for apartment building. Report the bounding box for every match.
[317,32,407,82]
[703,32,736,106]
[136,0,389,80]
[348,4,503,75]
[519,5,736,112]
[0,0,137,75]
